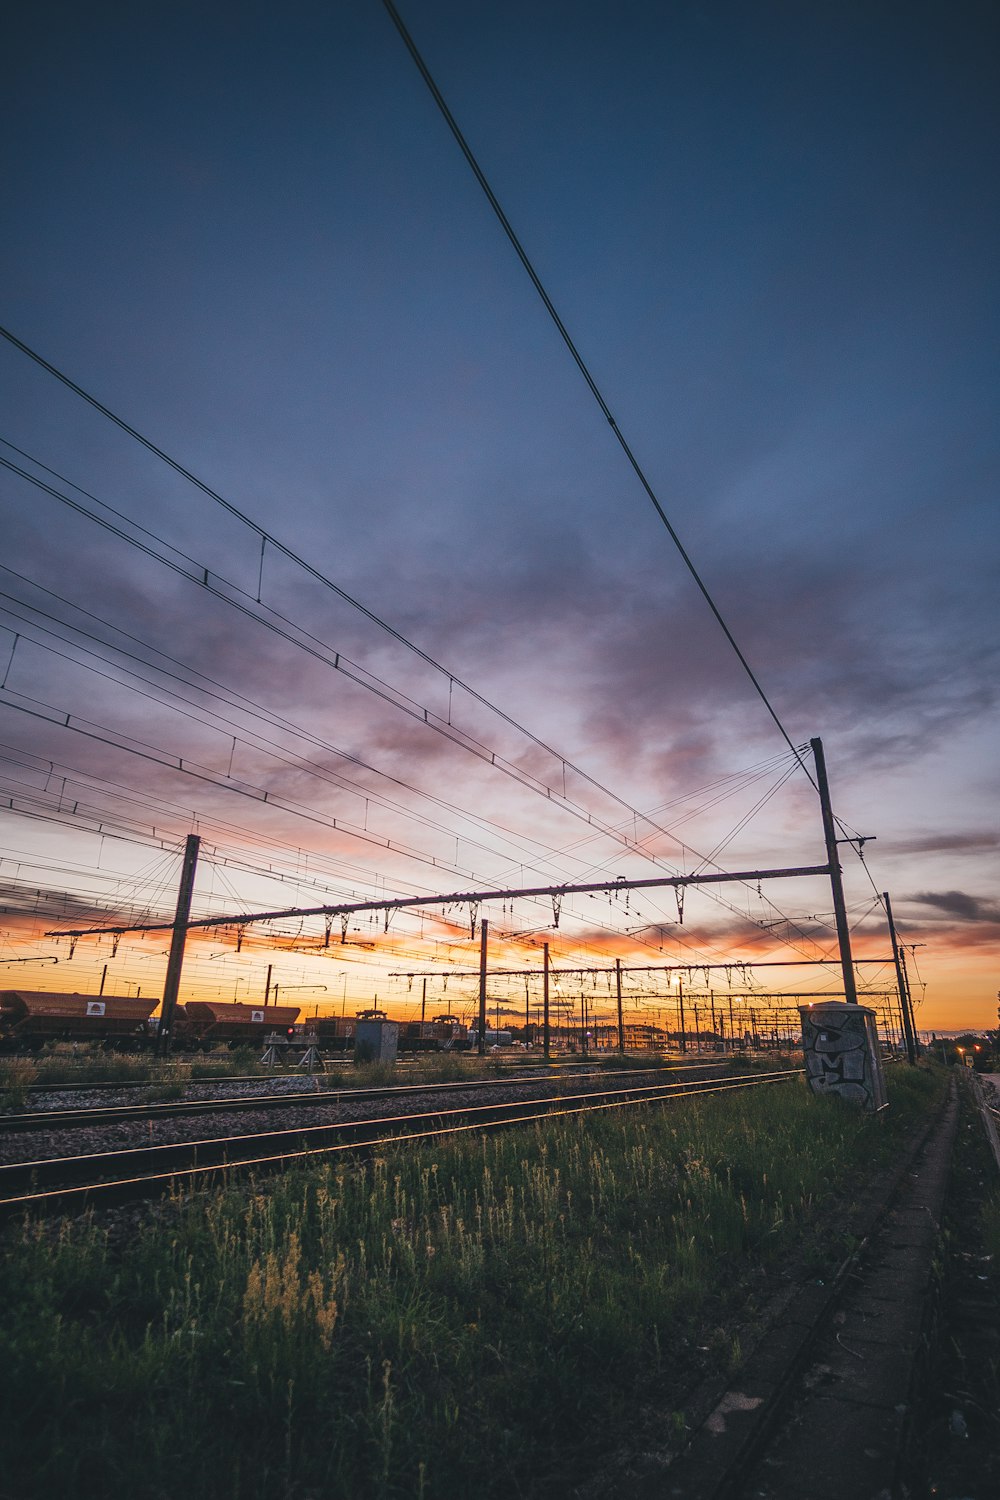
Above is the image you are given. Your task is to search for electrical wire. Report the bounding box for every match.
[380,0,817,790]
[0,540,834,960]
[0,444,731,868]
[0,564,692,884]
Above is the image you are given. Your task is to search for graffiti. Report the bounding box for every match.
[799,1003,887,1111]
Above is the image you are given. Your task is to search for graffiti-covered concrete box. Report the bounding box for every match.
[799,1002,888,1112]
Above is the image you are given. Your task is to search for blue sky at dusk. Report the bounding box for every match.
[1,0,997,1028]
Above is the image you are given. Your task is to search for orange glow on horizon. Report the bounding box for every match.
[1,906,995,1034]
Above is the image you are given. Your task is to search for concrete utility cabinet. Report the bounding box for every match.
[354,1017,399,1064]
[799,1001,887,1112]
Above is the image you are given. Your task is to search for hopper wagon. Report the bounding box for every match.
[297,1015,356,1053]
[175,1001,301,1050]
[0,990,158,1051]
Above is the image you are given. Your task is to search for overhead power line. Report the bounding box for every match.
[380,0,816,790]
[0,739,802,977]
[0,442,712,865]
[0,446,828,958]
[6,563,793,890]
[0,345,718,835]
[0,578,597,881]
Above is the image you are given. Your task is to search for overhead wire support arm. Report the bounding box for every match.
[389,957,897,979]
[381,0,815,786]
[47,861,832,939]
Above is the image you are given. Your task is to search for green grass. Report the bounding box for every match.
[0,1066,943,1499]
[1,1051,162,1089]
[0,1047,542,1097]
[0,1046,276,1091]
[982,1189,1000,1262]
[0,1056,38,1109]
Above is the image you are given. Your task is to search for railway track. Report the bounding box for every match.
[0,1068,798,1220]
[1,1061,727,1132]
[15,1057,431,1092]
[13,1054,731,1097]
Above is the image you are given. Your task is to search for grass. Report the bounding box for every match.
[0,1065,943,1499]
[0,1057,38,1110]
[983,1191,1000,1262]
[0,1044,558,1103]
[0,1046,273,1092]
[0,1045,550,1098]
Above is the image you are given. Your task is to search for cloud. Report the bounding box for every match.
[885,833,1000,855]
[909,890,1000,924]
[0,882,125,928]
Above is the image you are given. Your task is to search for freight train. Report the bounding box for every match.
[294,1011,470,1053]
[0,991,472,1055]
[0,991,300,1053]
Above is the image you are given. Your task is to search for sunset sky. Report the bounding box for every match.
[1,0,997,1033]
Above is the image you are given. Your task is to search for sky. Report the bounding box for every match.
[1,0,997,1033]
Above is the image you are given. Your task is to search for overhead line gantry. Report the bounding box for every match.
[43,740,917,1059]
[49,862,831,939]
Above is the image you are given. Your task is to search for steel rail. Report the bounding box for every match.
[18,1059,413,1093]
[15,1054,699,1095]
[0,1061,726,1132]
[0,1070,798,1219]
[0,1072,779,1182]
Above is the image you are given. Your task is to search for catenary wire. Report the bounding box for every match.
[0,445,716,862]
[0,505,827,949]
[379,0,817,791]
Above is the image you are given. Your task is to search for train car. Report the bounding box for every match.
[297,1015,356,1053]
[0,990,158,1051]
[176,1001,300,1050]
[467,1027,513,1050]
[399,1013,469,1052]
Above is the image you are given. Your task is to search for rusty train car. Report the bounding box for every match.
[296,1015,356,1053]
[178,1001,300,1050]
[0,990,301,1054]
[0,991,158,1050]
